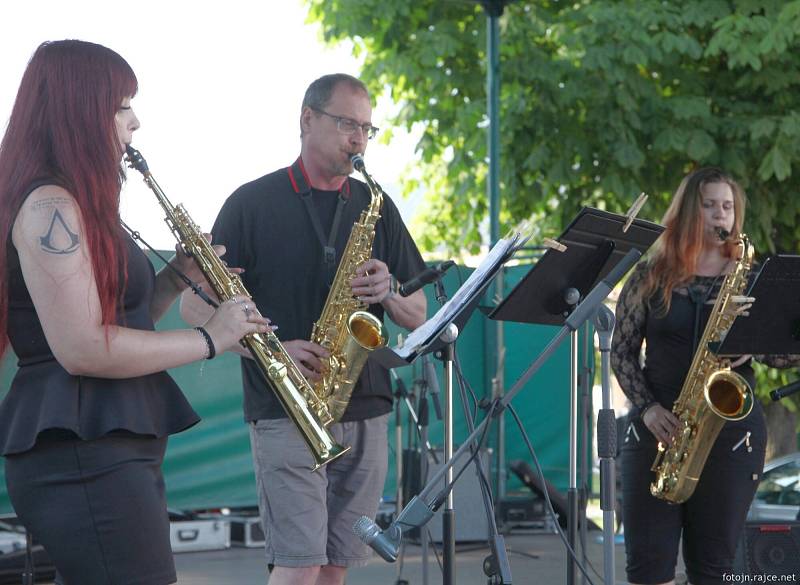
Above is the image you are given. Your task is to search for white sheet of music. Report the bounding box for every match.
[395,232,522,360]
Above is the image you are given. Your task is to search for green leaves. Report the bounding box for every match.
[758,145,792,181]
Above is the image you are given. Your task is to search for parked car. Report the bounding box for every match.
[747,451,800,522]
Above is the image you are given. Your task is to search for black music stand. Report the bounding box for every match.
[489,207,663,325]
[488,207,662,585]
[715,255,800,356]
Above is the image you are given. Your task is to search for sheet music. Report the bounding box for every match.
[395,232,522,359]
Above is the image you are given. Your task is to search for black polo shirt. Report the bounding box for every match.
[212,157,426,422]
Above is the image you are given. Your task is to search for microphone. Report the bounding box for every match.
[422,353,443,420]
[353,496,435,563]
[399,261,455,297]
[770,379,800,401]
[353,517,402,562]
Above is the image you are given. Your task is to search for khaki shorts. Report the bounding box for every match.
[249,413,389,568]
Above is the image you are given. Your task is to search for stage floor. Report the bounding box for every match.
[168,530,641,585]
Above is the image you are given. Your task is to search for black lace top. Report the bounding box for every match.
[611,263,800,415]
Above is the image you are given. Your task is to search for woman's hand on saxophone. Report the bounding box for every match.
[642,404,681,445]
[172,233,244,292]
[203,295,271,355]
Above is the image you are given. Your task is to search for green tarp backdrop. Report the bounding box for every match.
[0,260,592,514]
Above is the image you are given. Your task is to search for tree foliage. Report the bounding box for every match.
[307,0,800,411]
[307,0,800,257]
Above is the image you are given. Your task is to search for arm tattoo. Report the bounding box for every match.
[33,198,81,255]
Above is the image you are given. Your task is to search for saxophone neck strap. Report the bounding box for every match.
[120,219,219,308]
[288,158,349,285]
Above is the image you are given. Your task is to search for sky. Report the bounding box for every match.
[0,0,423,250]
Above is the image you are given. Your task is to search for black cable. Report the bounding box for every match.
[454,350,481,421]
[430,401,497,511]
[120,220,218,309]
[506,403,601,585]
[454,351,496,504]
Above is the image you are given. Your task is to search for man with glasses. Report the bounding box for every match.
[182,73,426,585]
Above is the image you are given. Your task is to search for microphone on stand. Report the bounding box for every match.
[770,379,800,401]
[399,261,455,297]
[353,517,403,562]
[353,496,436,563]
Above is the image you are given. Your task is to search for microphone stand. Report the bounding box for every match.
[391,368,440,585]
[594,305,617,585]
[436,277,513,585]
[432,278,458,585]
[393,375,409,585]
[418,391,432,585]
[22,529,34,585]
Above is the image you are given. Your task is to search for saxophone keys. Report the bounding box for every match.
[267,362,288,382]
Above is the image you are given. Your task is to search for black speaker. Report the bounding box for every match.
[733,521,800,578]
[402,447,491,543]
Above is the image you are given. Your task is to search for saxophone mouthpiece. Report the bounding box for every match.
[125,145,149,173]
[350,154,365,172]
[715,227,730,241]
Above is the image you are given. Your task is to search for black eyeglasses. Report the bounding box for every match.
[311,107,379,140]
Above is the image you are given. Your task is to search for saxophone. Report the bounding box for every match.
[125,146,349,470]
[650,229,755,503]
[310,154,388,423]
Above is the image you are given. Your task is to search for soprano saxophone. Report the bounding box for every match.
[650,229,755,503]
[310,154,388,423]
[125,146,349,469]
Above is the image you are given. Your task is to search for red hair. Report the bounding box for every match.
[640,167,746,313]
[0,40,137,358]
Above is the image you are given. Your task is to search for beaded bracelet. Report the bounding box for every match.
[195,326,216,360]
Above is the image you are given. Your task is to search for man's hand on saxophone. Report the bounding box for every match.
[351,258,426,331]
[282,340,330,383]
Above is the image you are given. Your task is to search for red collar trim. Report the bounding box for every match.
[287,156,351,198]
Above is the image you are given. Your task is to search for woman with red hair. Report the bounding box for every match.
[611,167,798,585]
[0,40,267,584]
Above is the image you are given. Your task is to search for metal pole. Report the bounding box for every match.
[567,331,579,585]
[482,0,507,505]
[442,330,458,585]
[594,306,617,585]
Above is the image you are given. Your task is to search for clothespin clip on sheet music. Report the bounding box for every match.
[543,238,567,253]
[623,192,648,233]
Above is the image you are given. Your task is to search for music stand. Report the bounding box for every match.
[488,207,663,585]
[490,207,663,325]
[715,254,800,356]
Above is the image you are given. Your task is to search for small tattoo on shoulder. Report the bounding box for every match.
[39,208,80,255]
